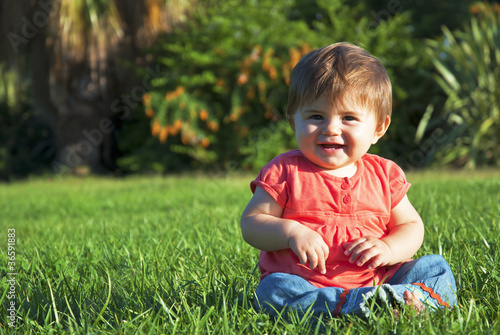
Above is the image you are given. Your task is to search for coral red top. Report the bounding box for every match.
[250,150,411,289]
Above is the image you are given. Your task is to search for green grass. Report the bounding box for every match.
[0,170,499,334]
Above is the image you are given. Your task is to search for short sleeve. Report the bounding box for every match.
[387,161,411,209]
[250,155,289,208]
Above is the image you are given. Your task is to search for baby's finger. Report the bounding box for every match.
[348,241,371,263]
[307,250,319,270]
[344,237,367,255]
[297,251,308,266]
[318,257,327,274]
[366,254,385,269]
[322,244,330,260]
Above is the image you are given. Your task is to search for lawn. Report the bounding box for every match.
[0,170,499,334]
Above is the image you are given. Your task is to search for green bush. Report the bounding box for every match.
[122,0,420,172]
[421,4,500,168]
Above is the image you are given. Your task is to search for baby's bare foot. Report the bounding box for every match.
[403,290,425,314]
[393,290,425,319]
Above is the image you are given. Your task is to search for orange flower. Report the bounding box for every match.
[230,113,238,122]
[282,64,291,85]
[300,43,312,55]
[151,119,161,136]
[173,119,183,131]
[145,108,155,118]
[237,73,249,85]
[165,86,185,101]
[247,88,255,99]
[159,127,168,143]
[207,120,219,132]
[142,93,152,106]
[470,4,481,14]
[201,138,210,148]
[175,86,185,95]
[262,59,270,71]
[249,53,258,63]
[289,47,301,68]
[268,66,278,80]
[200,109,209,121]
[168,125,178,136]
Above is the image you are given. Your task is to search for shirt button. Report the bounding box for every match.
[343,195,351,204]
[341,183,349,190]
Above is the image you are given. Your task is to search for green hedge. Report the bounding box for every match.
[119,0,422,172]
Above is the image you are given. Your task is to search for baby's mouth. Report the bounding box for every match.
[320,143,344,149]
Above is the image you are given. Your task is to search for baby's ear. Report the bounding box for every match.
[372,115,391,144]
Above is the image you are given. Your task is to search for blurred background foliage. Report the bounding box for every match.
[422,3,500,169]
[0,0,499,179]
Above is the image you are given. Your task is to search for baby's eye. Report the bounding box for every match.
[310,115,323,120]
[343,116,357,121]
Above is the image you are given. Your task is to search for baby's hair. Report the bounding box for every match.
[286,42,392,128]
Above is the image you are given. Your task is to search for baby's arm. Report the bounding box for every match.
[343,195,424,269]
[240,186,329,274]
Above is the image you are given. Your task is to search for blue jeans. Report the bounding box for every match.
[254,255,457,318]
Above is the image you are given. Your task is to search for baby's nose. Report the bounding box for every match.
[322,119,341,135]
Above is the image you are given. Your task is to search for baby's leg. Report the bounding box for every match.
[254,272,349,317]
[388,255,457,310]
[255,273,397,318]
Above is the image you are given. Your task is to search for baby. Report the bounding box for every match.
[240,42,457,317]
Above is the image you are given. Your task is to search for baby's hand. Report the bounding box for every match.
[288,224,329,274]
[343,237,392,270]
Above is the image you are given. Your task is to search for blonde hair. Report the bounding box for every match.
[286,42,392,128]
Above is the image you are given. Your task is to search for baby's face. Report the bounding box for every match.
[292,93,387,177]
